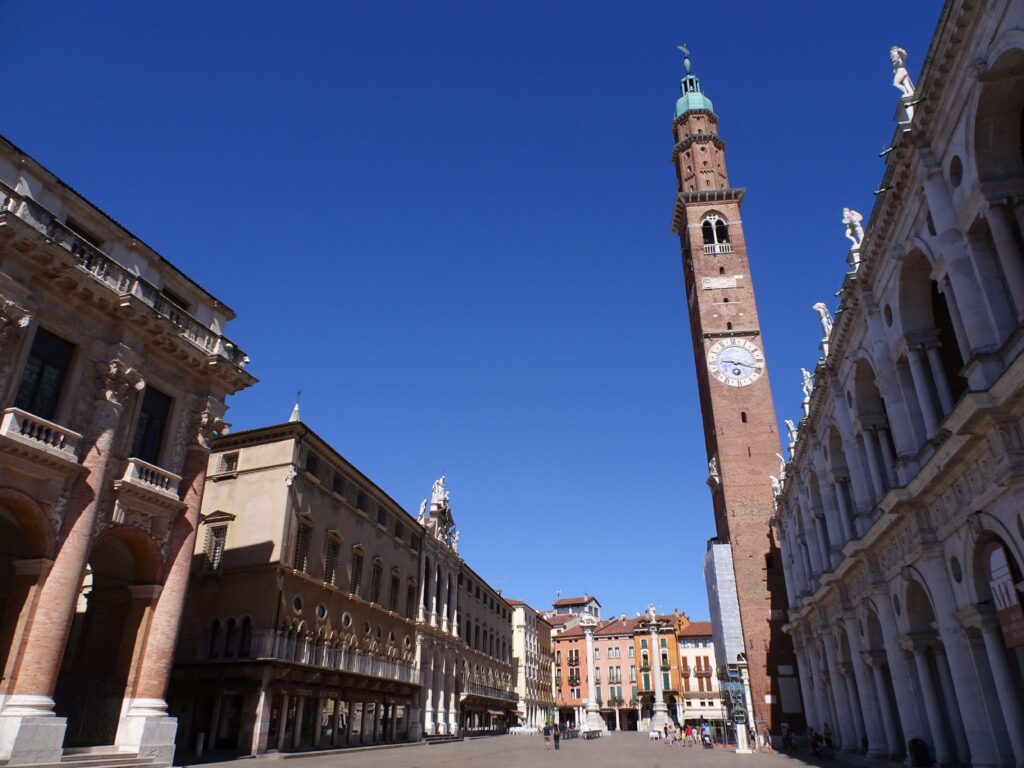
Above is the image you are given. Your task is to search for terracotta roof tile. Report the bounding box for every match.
[552,595,601,607]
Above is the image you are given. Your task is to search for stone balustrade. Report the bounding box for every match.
[121,457,182,500]
[462,679,518,702]
[0,181,249,368]
[703,242,732,254]
[246,630,418,684]
[0,407,81,461]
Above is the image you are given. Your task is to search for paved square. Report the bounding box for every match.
[197,734,819,768]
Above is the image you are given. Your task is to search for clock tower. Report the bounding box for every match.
[669,47,801,735]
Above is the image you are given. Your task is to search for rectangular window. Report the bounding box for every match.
[394,521,404,540]
[203,524,228,571]
[218,452,239,472]
[594,647,600,659]
[631,684,637,700]
[663,672,671,690]
[596,685,602,702]
[293,523,312,572]
[407,583,416,618]
[556,651,561,664]
[376,505,387,527]
[389,573,400,612]
[356,491,368,512]
[14,328,74,421]
[628,646,635,658]
[595,667,601,683]
[630,665,636,682]
[332,475,346,497]
[131,386,172,465]
[350,550,364,596]
[369,562,383,604]
[324,538,340,585]
[304,452,319,476]
[640,639,648,650]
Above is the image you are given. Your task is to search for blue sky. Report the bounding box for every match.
[5,2,938,620]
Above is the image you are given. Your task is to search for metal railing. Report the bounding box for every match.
[462,680,517,702]
[0,182,249,368]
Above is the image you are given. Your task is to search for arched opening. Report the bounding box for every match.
[825,427,856,539]
[701,214,730,251]
[898,252,969,427]
[903,580,967,764]
[807,475,834,566]
[0,492,54,680]
[55,529,163,748]
[852,359,897,500]
[974,48,1024,184]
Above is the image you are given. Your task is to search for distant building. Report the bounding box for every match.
[550,594,601,620]
[508,600,555,727]
[0,136,253,766]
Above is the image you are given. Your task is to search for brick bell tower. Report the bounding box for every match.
[669,46,801,736]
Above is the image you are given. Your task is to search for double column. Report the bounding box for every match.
[0,360,143,765]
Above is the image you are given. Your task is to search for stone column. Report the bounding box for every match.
[902,639,954,765]
[862,652,902,758]
[831,480,855,542]
[875,428,898,489]
[821,635,856,750]
[0,360,142,766]
[423,652,434,735]
[872,594,926,749]
[581,620,607,732]
[906,347,939,435]
[837,663,866,751]
[932,648,969,764]
[976,612,1024,766]
[924,345,954,416]
[985,202,1024,320]
[440,570,450,634]
[117,407,220,762]
[416,554,427,623]
[447,660,458,735]
[938,277,971,358]
[249,671,272,754]
[449,572,459,640]
[292,697,305,748]
[861,428,887,501]
[276,694,290,751]
[813,514,832,571]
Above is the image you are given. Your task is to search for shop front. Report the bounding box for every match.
[460,694,516,736]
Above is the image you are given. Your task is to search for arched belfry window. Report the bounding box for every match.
[701,214,732,254]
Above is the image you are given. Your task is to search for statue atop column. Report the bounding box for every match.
[431,474,449,508]
[416,498,427,524]
[784,419,798,454]
[647,603,657,623]
[801,367,814,416]
[842,208,864,250]
[813,302,834,357]
[707,456,720,486]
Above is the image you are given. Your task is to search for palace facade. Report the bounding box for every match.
[0,137,253,766]
[776,0,1024,765]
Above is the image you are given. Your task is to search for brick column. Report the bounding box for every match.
[114,408,219,763]
[0,361,142,765]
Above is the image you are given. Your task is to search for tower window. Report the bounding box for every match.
[723,297,729,303]
[701,214,731,252]
[726,322,733,330]
[719,266,725,275]
[741,412,747,423]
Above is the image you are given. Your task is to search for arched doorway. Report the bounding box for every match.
[54,528,162,747]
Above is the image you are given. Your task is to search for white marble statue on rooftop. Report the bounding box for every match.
[452,530,460,553]
[708,456,719,482]
[647,603,657,623]
[842,208,864,250]
[431,474,448,507]
[813,302,834,340]
[784,419,798,454]
[417,498,426,524]
[890,46,915,98]
[801,368,813,402]
[776,452,787,480]
[769,475,782,497]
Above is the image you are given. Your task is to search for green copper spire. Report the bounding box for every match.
[288,389,301,423]
[674,44,716,119]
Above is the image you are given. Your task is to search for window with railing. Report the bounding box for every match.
[14,328,74,421]
[293,523,313,572]
[203,524,228,571]
[701,214,732,253]
[369,561,383,604]
[218,452,239,473]
[389,572,400,612]
[350,549,364,596]
[131,387,172,465]
[324,538,340,585]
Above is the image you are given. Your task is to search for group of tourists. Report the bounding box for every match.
[658,722,713,747]
[542,723,564,750]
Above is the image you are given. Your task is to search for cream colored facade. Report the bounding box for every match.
[676,627,721,725]
[509,601,554,727]
[0,136,252,766]
[170,423,421,755]
[776,1,1024,764]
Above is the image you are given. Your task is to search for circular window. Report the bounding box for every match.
[342,612,352,628]
[893,594,901,616]
[949,155,963,188]
[293,596,304,614]
[316,604,327,621]
[362,621,371,635]
[884,304,893,327]
[950,556,963,583]
[404,634,412,649]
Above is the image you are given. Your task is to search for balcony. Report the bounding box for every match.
[111,458,185,535]
[247,630,418,684]
[0,408,81,469]
[703,242,732,254]
[462,680,517,703]
[0,181,250,370]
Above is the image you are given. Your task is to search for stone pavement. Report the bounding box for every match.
[189,733,835,768]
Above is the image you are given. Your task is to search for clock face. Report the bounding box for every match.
[707,339,764,387]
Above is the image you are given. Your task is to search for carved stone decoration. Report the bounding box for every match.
[195,409,226,451]
[97,359,145,406]
[890,46,916,98]
[0,300,30,387]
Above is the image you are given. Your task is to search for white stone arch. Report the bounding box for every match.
[967,29,1024,186]
[960,510,1024,605]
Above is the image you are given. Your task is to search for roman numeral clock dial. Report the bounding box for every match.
[706,338,764,387]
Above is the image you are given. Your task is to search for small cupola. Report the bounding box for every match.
[674,45,716,119]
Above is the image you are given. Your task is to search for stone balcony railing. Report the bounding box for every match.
[462,680,518,703]
[0,181,249,369]
[0,407,81,463]
[120,457,182,501]
[245,630,418,684]
[703,242,732,254]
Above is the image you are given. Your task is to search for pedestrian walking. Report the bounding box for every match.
[553,725,561,751]
[543,724,552,750]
